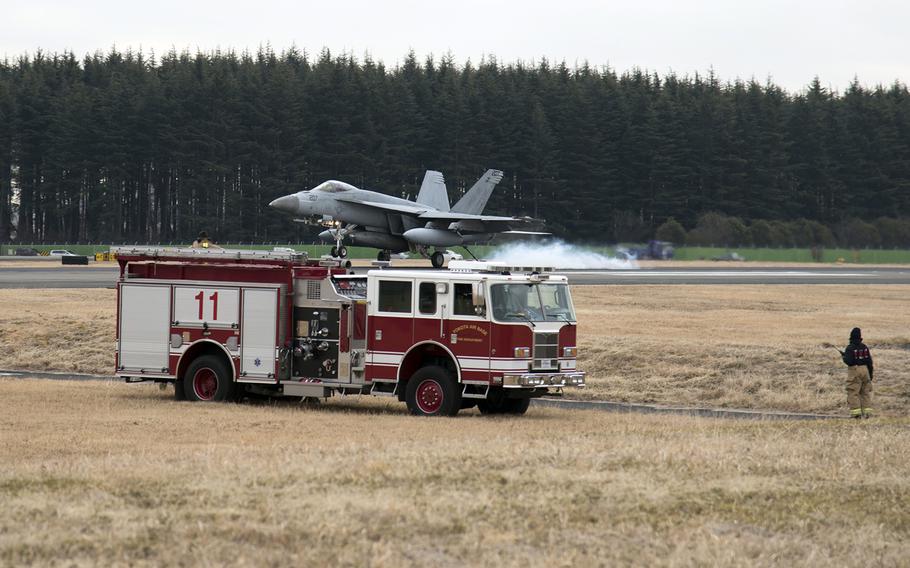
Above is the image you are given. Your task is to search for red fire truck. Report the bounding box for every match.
[114,247,585,416]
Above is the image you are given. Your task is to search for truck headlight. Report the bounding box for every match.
[563,346,577,357]
[514,347,531,358]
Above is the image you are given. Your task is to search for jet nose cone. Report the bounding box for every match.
[269,194,299,214]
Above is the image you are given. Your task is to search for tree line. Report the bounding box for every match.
[1,48,909,246]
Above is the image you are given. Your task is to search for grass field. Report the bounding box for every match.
[8,243,910,264]
[1,285,908,416]
[1,379,908,566]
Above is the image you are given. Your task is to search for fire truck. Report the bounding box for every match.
[113,247,585,416]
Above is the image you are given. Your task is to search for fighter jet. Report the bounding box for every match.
[269,169,546,267]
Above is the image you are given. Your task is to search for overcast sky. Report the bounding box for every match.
[2,0,907,93]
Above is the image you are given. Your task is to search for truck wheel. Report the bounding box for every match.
[174,379,186,401]
[184,355,235,402]
[477,389,531,415]
[501,397,531,415]
[430,251,445,268]
[405,366,461,417]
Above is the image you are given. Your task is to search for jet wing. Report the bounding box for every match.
[333,194,430,216]
[418,211,545,233]
[417,211,517,222]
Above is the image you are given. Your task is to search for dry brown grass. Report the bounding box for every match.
[1,379,908,566]
[0,289,115,375]
[574,285,910,416]
[2,285,909,415]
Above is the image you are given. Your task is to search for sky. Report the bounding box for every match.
[2,0,908,94]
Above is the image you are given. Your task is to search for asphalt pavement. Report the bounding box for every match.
[2,265,910,288]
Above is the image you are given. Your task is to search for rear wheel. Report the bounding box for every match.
[405,366,461,416]
[184,355,235,402]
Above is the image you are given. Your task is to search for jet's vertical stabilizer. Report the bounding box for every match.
[451,169,503,214]
[416,170,450,212]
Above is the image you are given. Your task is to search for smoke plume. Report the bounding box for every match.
[487,241,638,269]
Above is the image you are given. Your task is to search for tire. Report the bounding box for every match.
[501,397,531,415]
[477,387,505,414]
[377,250,391,261]
[338,246,348,258]
[174,379,186,401]
[330,246,338,257]
[431,251,445,268]
[184,355,235,402]
[478,388,531,415]
[405,366,461,416]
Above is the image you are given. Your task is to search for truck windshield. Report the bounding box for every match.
[490,283,576,323]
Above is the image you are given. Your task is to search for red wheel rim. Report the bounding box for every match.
[415,379,444,414]
[192,368,218,400]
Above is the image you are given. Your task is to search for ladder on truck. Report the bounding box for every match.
[110,246,310,262]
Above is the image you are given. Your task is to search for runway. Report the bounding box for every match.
[2,265,910,288]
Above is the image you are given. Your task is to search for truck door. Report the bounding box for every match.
[446,282,491,381]
[366,278,414,380]
[118,283,171,374]
[413,280,444,344]
[240,287,280,381]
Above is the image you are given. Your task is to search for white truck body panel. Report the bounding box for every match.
[119,283,170,372]
[240,287,280,380]
[172,286,240,328]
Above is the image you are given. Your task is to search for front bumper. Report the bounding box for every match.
[502,371,586,388]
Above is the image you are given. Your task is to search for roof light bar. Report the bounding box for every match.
[447,260,554,274]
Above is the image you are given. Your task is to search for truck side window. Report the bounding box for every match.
[453,283,474,316]
[378,280,412,313]
[418,282,436,314]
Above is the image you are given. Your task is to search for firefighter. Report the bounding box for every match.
[842,327,874,419]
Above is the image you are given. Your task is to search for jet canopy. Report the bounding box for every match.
[312,180,357,193]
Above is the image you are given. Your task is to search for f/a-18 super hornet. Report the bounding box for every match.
[268,169,546,267]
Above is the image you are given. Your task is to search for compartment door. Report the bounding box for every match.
[119,283,171,373]
[240,287,279,381]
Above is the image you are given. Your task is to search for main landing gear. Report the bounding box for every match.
[431,250,445,268]
[377,250,391,262]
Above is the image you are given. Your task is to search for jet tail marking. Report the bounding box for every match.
[451,169,503,214]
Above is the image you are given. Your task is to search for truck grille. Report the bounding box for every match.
[533,332,559,370]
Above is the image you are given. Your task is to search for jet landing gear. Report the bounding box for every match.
[377,250,391,262]
[415,245,449,268]
[327,224,356,258]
